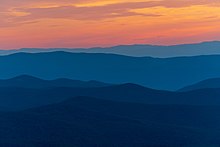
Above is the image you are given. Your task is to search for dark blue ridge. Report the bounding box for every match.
[0,96,220,146]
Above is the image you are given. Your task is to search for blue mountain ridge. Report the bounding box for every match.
[1,52,220,90]
[179,77,220,91]
[1,79,220,110]
[0,75,111,88]
[0,96,220,146]
[0,76,219,146]
[1,41,220,57]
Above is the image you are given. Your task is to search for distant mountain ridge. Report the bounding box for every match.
[2,52,220,90]
[0,75,111,88]
[2,81,220,111]
[1,41,220,57]
[179,77,220,92]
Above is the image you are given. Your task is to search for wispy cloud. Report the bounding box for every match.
[15,5,160,21]
[0,0,220,49]
[3,0,220,26]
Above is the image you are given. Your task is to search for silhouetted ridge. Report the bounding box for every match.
[114,83,148,89]
[10,75,42,81]
[1,96,220,146]
[3,51,220,90]
[179,78,220,92]
[0,75,111,88]
[1,41,220,58]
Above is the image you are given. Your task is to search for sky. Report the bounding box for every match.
[0,0,220,49]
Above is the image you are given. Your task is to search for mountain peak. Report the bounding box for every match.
[179,77,220,92]
[10,75,42,81]
[115,83,148,90]
[0,75,111,89]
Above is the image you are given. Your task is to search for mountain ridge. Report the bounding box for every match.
[179,77,220,92]
[2,51,220,90]
[1,96,220,146]
[1,82,220,111]
[1,41,220,57]
[0,74,111,88]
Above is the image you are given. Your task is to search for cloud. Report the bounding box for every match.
[15,4,160,21]
[1,0,220,27]
[0,0,220,49]
[151,0,220,8]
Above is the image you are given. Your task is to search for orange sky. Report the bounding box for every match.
[1,0,220,49]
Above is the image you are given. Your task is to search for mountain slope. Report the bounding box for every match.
[0,84,172,111]
[0,75,111,88]
[0,96,220,146]
[2,52,220,90]
[179,78,220,91]
[2,83,220,111]
[1,41,220,58]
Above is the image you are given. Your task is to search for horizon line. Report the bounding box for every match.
[1,40,220,51]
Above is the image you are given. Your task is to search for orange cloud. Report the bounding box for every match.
[0,0,220,49]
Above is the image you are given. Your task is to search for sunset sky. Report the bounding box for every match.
[1,0,220,49]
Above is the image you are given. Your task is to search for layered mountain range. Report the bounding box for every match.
[0,48,220,146]
[1,51,220,90]
[0,75,219,146]
[1,41,220,58]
